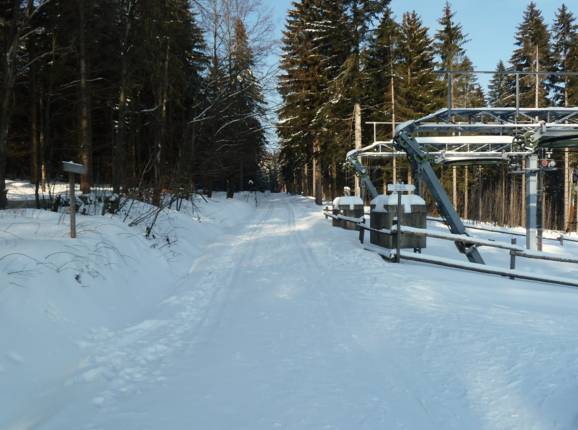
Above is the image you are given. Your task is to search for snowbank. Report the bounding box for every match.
[0,188,257,428]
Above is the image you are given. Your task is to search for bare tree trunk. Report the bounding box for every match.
[382,167,387,194]
[153,39,170,206]
[464,166,468,220]
[331,158,337,199]
[113,1,135,194]
[0,1,21,209]
[313,139,322,205]
[303,164,308,196]
[354,103,362,197]
[509,174,516,226]
[534,45,540,109]
[452,166,457,209]
[478,166,482,221]
[78,0,93,194]
[565,148,570,230]
[521,158,526,226]
[501,167,506,225]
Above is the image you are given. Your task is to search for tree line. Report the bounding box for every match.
[0,0,274,210]
[277,1,578,230]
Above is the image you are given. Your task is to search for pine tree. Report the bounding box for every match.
[551,4,577,107]
[510,2,552,108]
[488,60,515,107]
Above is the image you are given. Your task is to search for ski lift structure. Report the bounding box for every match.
[347,105,578,265]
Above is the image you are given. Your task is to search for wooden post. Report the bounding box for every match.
[509,237,516,279]
[396,191,402,263]
[69,172,76,239]
[62,161,86,239]
[359,223,365,244]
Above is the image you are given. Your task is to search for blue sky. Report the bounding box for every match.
[266,0,577,87]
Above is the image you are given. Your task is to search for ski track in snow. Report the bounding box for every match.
[10,193,578,429]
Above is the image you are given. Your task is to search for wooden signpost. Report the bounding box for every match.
[62,161,87,239]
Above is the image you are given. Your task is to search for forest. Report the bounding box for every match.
[1,0,578,230]
[0,0,274,209]
[278,0,578,230]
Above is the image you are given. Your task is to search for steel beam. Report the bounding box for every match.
[394,130,485,264]
[526,155,538,250]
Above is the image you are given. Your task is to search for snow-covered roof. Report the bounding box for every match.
[371,193,425,213]
[333,196,363,208]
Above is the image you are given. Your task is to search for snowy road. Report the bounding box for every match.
[14,194,578,429]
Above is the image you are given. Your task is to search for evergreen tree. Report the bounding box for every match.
[396,11,444,120]
[569,41,578,106]
[510,2,552,108]
[488,60,515,107]
[434,1,468,73]
[454,56,486,108]
[362,5,398,124]
[278,0,321,193]
[227,18,266,190]
[551,4,577,106]
[434,1,471,109]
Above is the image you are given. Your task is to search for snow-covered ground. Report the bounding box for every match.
[2,189,578,429]
[5,179,72,201]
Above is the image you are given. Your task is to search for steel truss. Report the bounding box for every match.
[348,107,578,264]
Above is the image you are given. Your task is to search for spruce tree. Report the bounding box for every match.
[434,1,468,73]
[434,1,470,109]
[551,4,577,107]
[396,11,444,120]
[488,60,515,107]
[362,5,398,124]
[278,0,321,193]
[228,18,266,190]
[510,2,552,108]
[454,56,486,108]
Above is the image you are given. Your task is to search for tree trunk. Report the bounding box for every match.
[452,166,457,209]
[0,3,20,209]
[153,39,170,206]
[78,0,93,194]
[353,102,362,197]
[313,139,322,205]
[534,45,540,109]
[464,166,468,220]
[521,158,526,226]
[331,158,337,199]
[113,3,132,194]
[565,148,570,230]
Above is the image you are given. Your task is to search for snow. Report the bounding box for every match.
[5,179,71,201]
[333,196,363,209]
[2,186,578,429]
[371,193,426,213]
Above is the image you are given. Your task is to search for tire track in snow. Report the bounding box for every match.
[11,199,278,429]
[285,198,439,429]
